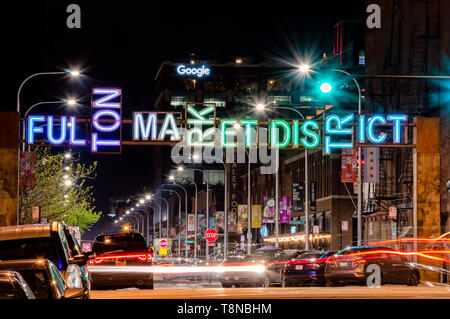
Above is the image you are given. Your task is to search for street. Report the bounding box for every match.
[92,285,450,299]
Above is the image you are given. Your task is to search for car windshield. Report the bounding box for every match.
[0,279,20,299]
[92,233,147,255]
[0,238,64,269]
[14,269,51,299]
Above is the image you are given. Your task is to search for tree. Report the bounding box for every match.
[19,146,101,233]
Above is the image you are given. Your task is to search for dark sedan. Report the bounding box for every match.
[282,251,337,287]
[324,246,420,286]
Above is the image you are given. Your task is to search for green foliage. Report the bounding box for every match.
[19,146,101,233]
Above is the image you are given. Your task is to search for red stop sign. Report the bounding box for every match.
[160,239,168,248]
[205,229,218,242]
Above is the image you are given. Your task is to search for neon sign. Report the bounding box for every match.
[176,65,210,78]
[91,88,122,153]
[26,90,410,155]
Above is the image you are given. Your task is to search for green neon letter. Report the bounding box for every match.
[240,119,258,147]
[293,120,300,146]
[221,119,237,147]
[271,120,291,148]
[301,120,319,148]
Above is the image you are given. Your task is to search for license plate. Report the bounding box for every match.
[116,261,126,266]
[339,262,348,267]
[295,265,303,270]
[234,277,239,280]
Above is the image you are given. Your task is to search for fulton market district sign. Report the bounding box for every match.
[25,87,411,155]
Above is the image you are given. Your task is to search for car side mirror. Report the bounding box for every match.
[69,254,88,266]
[64,287,84,299]
[83,251,96,259]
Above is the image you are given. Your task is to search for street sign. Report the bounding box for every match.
[341,221,349,231]
[32,206,40,223]
[185,240,195,244]
[159,248,168,255]
[290,220,305,225]
[82,242,92,252]
[389,206,397,219]
[205,229,218,242]
[160,239,168,248]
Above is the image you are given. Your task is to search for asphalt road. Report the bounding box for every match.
[92,285,450,299]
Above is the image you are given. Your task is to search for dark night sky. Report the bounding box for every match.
[0,0,364,240]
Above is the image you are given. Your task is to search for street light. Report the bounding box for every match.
[161,188,182,256]
[255,103,310,250]
[319,82,333,94]
[167,181,189,258]
[152,196,170,242]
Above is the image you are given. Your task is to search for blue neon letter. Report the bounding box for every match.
[27,115,45,144]
[387,114,407,143]
[367,114,387,143]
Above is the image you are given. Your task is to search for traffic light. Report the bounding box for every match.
[319,81,333,94]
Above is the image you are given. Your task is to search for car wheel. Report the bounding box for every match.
[407,272,419,286]
[264,276,271,288]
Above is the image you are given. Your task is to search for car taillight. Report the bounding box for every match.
[353,259,366,265]
[137,253,152,263]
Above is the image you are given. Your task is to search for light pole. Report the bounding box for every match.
[200,155,228,259]
[177,177,198,259]
[233,125,253,255]
[134,207,151,245]
[148,201,162,243]
[178,166,211,259]
[152,196,170,240]
[124,215,139,232]
[255,104,309,249]
[168,181,189,258]
[329,68,362,246]
[131,210,144,235]
[161,189,182,256]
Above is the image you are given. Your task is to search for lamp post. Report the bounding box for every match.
[148,201,162,243]
[134,207,151,245]
[161,189,182,256]
[201,155,228,259]
[179,177,198,259]
[152,196,170,241]
[168,181,189,258]
[131,211,144,235]
[179,166,211,259]
[255,104,309,249]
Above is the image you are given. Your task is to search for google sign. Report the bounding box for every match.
[176,64,210,78]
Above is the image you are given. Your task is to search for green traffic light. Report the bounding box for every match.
[320,82,333,94]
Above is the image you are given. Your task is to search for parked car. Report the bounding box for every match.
[0,259,84,299]
[63,224,94,298]
[324,246,420,286]
[89,231,153,289]
[0,270,36,299]
[0,223,90,297]
[264,249,306,287]
[282,251,337,287]
[220,255,267,288]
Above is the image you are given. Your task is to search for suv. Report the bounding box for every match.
[0,222,90,297]
[89,231,153,289]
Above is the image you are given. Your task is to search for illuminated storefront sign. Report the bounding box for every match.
[176,64,210,78]
[26,91,409,154]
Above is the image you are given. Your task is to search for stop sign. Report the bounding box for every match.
[160,239,168,248]
[205,229,218,242]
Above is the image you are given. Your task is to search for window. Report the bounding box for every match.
[268,95,291,106]
[49,264,65,298]
[204,170,224,185]
[169,169,195,181]
[170,95,194,108]
[203,98,226,107]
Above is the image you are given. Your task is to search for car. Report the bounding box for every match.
[282,251,337,287]
[89,231,153,289]
[220,255,267,288]
[62,224,94,298]
[0,260,84,299]
[324,246,420,286]
[264,250,306,287]
[0,270,36,299]
[0,222,89,296]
